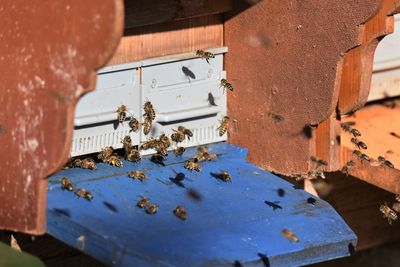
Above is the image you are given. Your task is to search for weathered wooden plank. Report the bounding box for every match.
[107,14,223,65]
[0,0,124,234]
[224,0,384,175]
[124,0,232,28]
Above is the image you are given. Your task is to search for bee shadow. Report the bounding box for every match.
[53,208,71,217]
[103,201,118,213]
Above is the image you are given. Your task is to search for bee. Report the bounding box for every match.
[360,153,370,162]
[145,203,158,214]
[184,159,202,172]
[126,148,141,162]
[75,189,93,201]
[98,146,114,162]
[196,49,215,63]
[307,170,325,179]
[129,118,140,133]
[268,112,284,123]
[351,138,367,150]
[142,116,152,135]
[140,138,157,150]
[352,150,362,158]
[151,154,165,166]
[143,101,156,121]
[341,160,355,176]
[282,229,299,242]
[378,156,394,169]
[350,128,362,137]
[393,202,400,213]
[395,194,400,202]
[61,177,73,191]
[380,203,398,225]
[122,136,133,150]
[173,206,187,220]
[117,105,127,124]
[220,78,233,92]
[217,116,229,136]
[154,141,168,156]
[211,171,232,182]
[173,146,186,156]
[159,134,171,148]
[171,131,186,143]
[341,124,351,132]
[74,158,97,170]
[136,197,149,208]
[196,147,214,162]
[309,156,328,168]
[178,126,193,139]
[108,154,123,167]
[128,170,146,182]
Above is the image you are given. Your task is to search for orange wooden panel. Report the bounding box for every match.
[341,102,400,193]
[0,0,123,234]
[107,15,223,65]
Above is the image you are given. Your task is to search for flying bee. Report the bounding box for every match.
[341,124,351,132]
[309,156,328,168]
[173,146,186,156]
[108,154,123,167]
[351,138,367,150]
[173,206,187,220]
[117,105,127,124]
[129,118,140,133]
[282,229,299,242]
[126,148,141,162]
[159,134,171,148]
[211,171,232,182]
[196,49,215,63]
[360,153,370,162]
[378,156,394,169]
[98,146,114,162]
[220,78,233,93]
[268,112,284,123]
[350,128,361,137]
[187,188,202,201]
[128,170,147,182]
[352,150,362,158]
[142,116,152,135]
[143,101,156,121]
[145,203,158,214]
[136,197,149,208]
[74,189,93,201]
[184,159,202,172]
[171,131,186,143]
[178,126,193,139]
[380,203,398,225]
[341,160,355,176]
[61,177,73,191]
[217,116,229,136]
[151,154,165,166]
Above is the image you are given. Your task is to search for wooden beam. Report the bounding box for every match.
[0,0,123,234]
[124,0,232,28]
[107,14,223,65]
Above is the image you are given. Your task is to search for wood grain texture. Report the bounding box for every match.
[124,0,232,28]
[107,15,223,65]
[0,0,123,234]
[225,0,384,175]
[340,102,400,194]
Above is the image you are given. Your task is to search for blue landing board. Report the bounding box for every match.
[47,143,356,267]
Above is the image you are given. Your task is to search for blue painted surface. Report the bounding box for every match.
[47,143,356,267]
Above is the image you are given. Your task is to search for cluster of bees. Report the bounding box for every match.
[61,49,235,222]
[340,121,399,224]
